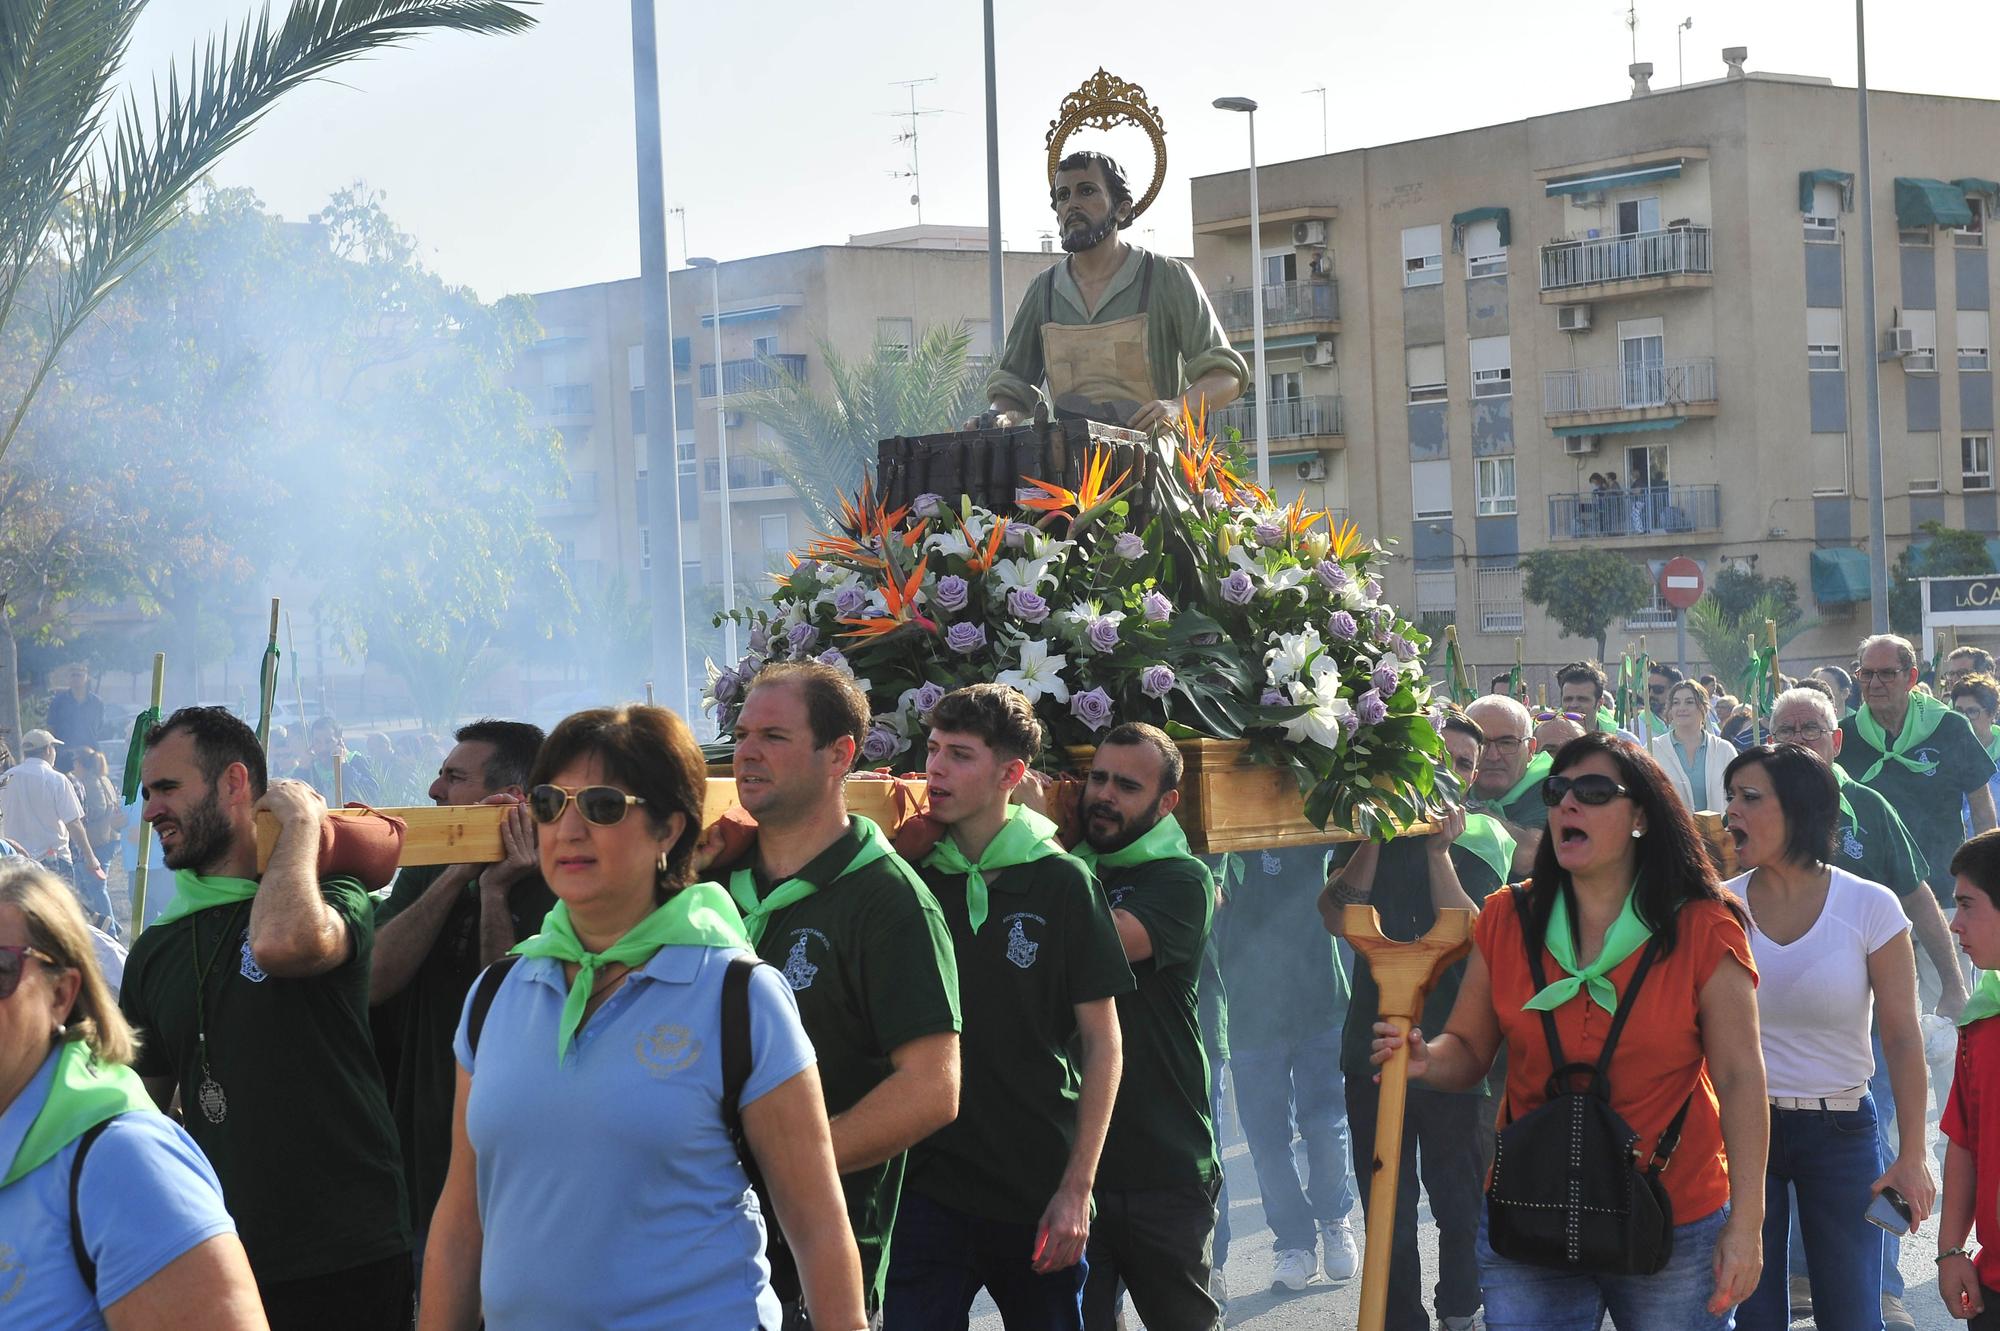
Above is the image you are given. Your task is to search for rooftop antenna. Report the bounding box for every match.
[668,205,687,262]
[1303,85,1328,155]
[1626,0,1639,63]
[886,77,948,224]
[1677,16,1693,85]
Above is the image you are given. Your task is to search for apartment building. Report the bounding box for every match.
[1189,53,2000,671]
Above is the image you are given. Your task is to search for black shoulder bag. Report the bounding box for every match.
[1484,887,1695,1276]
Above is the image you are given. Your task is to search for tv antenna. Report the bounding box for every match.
[885,77,950,223]
[1624,1,1638,64]
[1303,85,1328,156]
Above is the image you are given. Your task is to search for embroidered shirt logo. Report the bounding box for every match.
[238,931,268,983]
[1005,916,1040,969]
[1840,821,1866,862]
[782,932,820,991]
[1909,746,1943,776]
[0,1242,22,1303]
[635,1024,701,1077]
[1260,850,1282,876]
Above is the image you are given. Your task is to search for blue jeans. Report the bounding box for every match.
[1230,1026,1354,1253]
[1740,1097,1885,1331]
[1478,1203,1735,1330]
[884,1188,1087,1331]
[1794,1032,1905,1301]
[41,852,118,942]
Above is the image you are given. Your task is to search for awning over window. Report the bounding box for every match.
[1958,179,2000,209]
[1450,206,1511,250]
[1551,418,1687,438]
[1895,178,1975,229]
[1983,537,2000,570]
[1811,547,1872,605]
[1798,169,1854,214]
[1545,162,1683,197]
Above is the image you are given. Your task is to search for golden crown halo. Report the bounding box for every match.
[1045,69,1168,221]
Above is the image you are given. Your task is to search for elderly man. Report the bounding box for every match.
[1463,694,1544,877]
[1533,712,1586,754]
[984,151,1246,431]
[0,728,111,933]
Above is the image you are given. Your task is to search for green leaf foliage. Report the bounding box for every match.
[1519,547,1652,663]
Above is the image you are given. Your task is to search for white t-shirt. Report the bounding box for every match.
[1728,867,1909,1097]
[0,757,83,860]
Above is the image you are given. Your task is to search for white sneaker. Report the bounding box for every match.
[1439,1313,1485,1331]
[1270,1247,1316,1291]
[1320,1217,1360,1281]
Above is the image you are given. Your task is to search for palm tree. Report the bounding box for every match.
[739,323,979,530]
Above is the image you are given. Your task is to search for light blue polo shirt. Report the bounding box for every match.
[454,944,816,1331]
[0,1046,235,1328]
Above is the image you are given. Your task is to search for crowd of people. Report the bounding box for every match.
[9,630,2000,1330]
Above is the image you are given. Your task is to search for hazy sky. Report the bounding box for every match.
[125,1,2000,300]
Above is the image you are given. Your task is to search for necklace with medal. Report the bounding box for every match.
[191,901,248,1125]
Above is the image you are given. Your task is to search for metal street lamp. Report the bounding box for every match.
[687,256,738,665]
[1213,96,1269,488]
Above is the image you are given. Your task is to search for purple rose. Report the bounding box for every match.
[1071,687,1115,732]
[748,624,770,654]
[912,680,946,715]
[1202,488,1226,511]
[933,575,969,614]
[1112,532,1146,560]
[787,622,819,655]
[1357,688,1388,726]
[817,648,849,674]
[1003,524,1029,549]
[833,586,867,617]
[711,669,742,705]
[1372,663,1399,695]
[1086,617,1120,653]
[1220,570,1255,605]
[1007,587,1050,623]
[1390,633,1417,661]
[1141,665,1176,699]
[1316,559,1351,590]
[1366,578,1384,601]
[1254,520,1284,547]
[1260,688,1286,706]
[913,492,944,519]
[946,622,987,655]
[1340,710,1360,738]
[861,723,902,764]
[1327,610,1358,640]
[1141,590,1173,622]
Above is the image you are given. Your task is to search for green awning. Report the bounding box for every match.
[1811,548,1872,605]
[1552,417,1688,438]
[1895,178,1974,229]
[1546,162,1682,197]
[1798,169,1854,213]
[1958,178,2000,208]
[1984,537,2000,570]
[1451,206,1511,249]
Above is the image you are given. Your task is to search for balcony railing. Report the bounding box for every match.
[545,383,594,416]
[704,457,784,493]
[1215,279,1339,331]
[1212,394,1344,441]
[1548,484,1721,539]
[1542,357,1717,417]
[1539,225,1712,292]
[698,354,807,398]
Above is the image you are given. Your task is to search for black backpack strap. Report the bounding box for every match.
[1514,886,1571,1071]
[720,953,761,1158]
[1592,933,1666,1073]
[70,1118,114,1294]
[466,954,523,1059]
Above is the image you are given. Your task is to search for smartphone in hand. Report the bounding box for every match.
[1865,1186,1912,1236]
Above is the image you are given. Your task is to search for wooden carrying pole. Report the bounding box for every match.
[130,653,166,928]
[1343,904,1474,1331]
[254,598,280,752]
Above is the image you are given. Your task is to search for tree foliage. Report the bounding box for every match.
[1519,548,1652,663]
[1890,521,1996,636]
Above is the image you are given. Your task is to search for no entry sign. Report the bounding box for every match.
[1660,556,1704,610]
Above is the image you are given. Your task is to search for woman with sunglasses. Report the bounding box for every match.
[1372,731,1768,1329]
[419,706,866,1331]
[0,860,266,1329]
[1719,742,1932,1331]
[1651,679,1734,814]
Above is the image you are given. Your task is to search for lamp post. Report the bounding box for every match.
[1214,96,1269,488]
[687,256,737,665]
[1855,0,1890,630]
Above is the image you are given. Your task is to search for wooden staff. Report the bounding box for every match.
[1747,633,1761,743]
[1537,682,1548,711]
[645,681,656,706]
[130,653,166,929]
[1345,904,1474,1331]
[255,598,280,752]
[334,749,344,807]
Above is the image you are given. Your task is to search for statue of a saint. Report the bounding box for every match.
[983,150,1248,432]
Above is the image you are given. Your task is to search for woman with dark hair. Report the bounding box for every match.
[1373,731,1768,1328]
[420,706,866,1331]
[1720,743,1932,1331]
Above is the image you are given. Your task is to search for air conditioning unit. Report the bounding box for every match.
[1564,435,1600,456]
[724,410,746,428]
[1883,325,1915,357]
[1292,220,1328,246]
[1295,456,1327,482]
[1557,303,1592,333]
[1304,339,1336,368]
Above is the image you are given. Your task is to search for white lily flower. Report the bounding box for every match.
[1283,671,1353,750]
[995,638,1071,704]
[991,553,1056,594]
[1265,626,1326,687]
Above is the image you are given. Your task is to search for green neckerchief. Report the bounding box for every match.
[1522,884,1653,1015]
[1962,970,2000,1027]
[1829,763,1860,828]
[1985,725,2000,768]
[1071,812,1200,875]
[728,815,898,945]
[1852,692,1952,781]
[4,1041,154,1187]
[152,869,260,929]
[1455,813,1517,886]
[1498,751,1555,811]
[512,884,750,1065]
[1596,706,1619,734]
[923,803,1064,932]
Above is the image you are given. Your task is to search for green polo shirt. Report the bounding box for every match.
[1331,836,1503,1092]
[372,863,557,1232]
[741,819,961,1306]
[1833,775,1930,897]
[1839,707,1996,904]
[121,878,410,1283]
[909,849,1135,1224]
[1094,852,1218,1191]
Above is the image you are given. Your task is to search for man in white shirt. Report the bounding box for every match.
[0,728,112,934]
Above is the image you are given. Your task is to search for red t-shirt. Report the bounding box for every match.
[1478,889,1757,1223]
[1941,1014,2000,1291]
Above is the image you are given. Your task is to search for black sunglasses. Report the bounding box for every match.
[0,944,61,1000]
[527,784,649,827]
[1541,774,1632,807]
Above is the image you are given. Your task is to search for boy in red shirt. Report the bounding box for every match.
[1940,829,2000,1324]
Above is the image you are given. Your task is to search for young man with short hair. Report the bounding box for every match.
[1073,722,1220,1331]
[888,683,1133,1331]
[1556,661,1641,745]
[1937,829,2000,1326]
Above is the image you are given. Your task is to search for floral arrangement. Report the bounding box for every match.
[706,414,1446,836]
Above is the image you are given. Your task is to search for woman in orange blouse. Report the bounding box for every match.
[1373,731,1769,1330]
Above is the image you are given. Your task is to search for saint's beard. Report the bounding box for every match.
[1061,212,1122,254]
